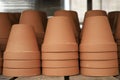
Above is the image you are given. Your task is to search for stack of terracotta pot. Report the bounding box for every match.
[54,10,80,44]
[42,16,79,76]
[19,10,45,49]
[115,14,120,69]
[3,24,41,76]
[80,10,118,76]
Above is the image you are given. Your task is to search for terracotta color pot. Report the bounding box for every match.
[80,52,118,60]
[3,68,40,77]
[42,16,78,52]
[4,24,40,56]
[19,10,44,47]
[42,60,78,68]
[80,59,118,68]
[3,60,40,68]
[8,13,21,25]
[80,16,117,52]
[108,11,120,34]
[81,68,118,76]
[42,52,78,60]
[0,13,12,51]
[42,67,79,76]
[115,14,120,40]
[54,10,80,43]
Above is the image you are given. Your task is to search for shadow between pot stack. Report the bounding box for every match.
[3,24,40,76]
[19,10,45,50]
[0,13,12,52]
[115,14,120,71]
[80,15,118,76]
[42,16,79,76]
[108,11,120,35]
[54,10,80,44]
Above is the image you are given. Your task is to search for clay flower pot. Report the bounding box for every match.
[81,68,118,76]
[0,13,12,52]
[54,10,80,43]
[3,24,40,76]
[80,16,117,52]
[108,11,120,34]
[19,10,44,49]
[42,16,78,52]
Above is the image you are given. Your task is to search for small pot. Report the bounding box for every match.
[42,52,78,60]
[3,60,40,68]
[81,68,118,76]
[42,67,79,76]
[80,52,118,60]
[4,24,40,54]
[80,59,118,68]
[3,68,40,77]
[42,60,78,68]
[42,16,78,52]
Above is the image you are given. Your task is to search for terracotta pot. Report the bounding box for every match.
[108,11,120,34]
[42,67,79,76]
[8,13,21,25]
[54,10,80,43]
[4,24,40,55]
[42,16,78,52]
[42,52,78,60]
[80,16,117,52]
[3,60,40,68]
[3,68,40,77]
[80,59,118,68]
[115,14,120,40]
[19,10,44,48]
[81,68,118,76]
[0,13,12,51]
[42,60,78,68]
[80,52,118,60]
